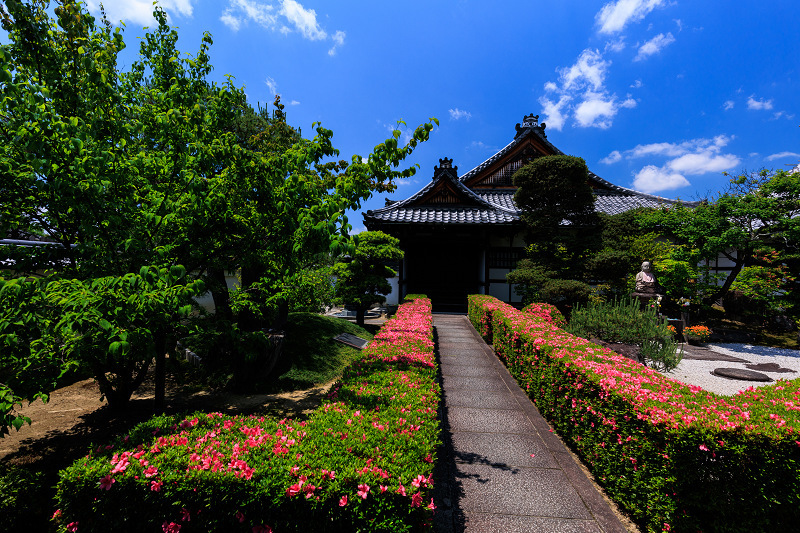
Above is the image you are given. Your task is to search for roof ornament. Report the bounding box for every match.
[515,113,547,139]
[433,157,458,180]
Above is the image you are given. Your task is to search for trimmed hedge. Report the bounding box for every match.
[54,297,439,533]
[468,294,800,533]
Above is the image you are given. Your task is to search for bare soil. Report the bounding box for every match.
[1,374,335,469]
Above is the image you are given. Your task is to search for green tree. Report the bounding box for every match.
[333,231,404,326]
[512,155,599,275]
[0,1,436,416]
[638,169,800,305]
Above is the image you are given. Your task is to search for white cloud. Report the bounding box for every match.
[626,135,734,159]
[280,0,325,40]
[538,95,570,131]
[617,135,740,192]
[667,153,740,175]
[747,95,773,110]
[674,18,683,32]
[723,100,734,110]
[85,0,193,26]
[574,93,617,129]
[265,77,278,96]
[630,79,643,88]
[470,141,496,152]
[539,48,636,130]
[633,165,690,193]
[220,0,343,55]
[328,30,346,56]
[289,100,300,106]
[560,49,609,92]
[449,108,472,120]
[605,38,626,53]
[601,150,623,164]
[766,151,800,161]
[634,32,675,61]
[221,0,277,31]
[595,0,668,35]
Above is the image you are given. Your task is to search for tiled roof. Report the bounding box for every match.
[364,206,517,225]
[364,114,695,228]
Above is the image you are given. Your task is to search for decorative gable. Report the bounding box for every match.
[411,158,485,207]
[462,115,555,190]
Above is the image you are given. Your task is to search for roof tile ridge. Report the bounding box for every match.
[589,171,700,206]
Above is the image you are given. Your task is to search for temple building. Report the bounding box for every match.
[363,114,687,311]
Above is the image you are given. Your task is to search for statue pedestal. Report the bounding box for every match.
[630,292,663,310]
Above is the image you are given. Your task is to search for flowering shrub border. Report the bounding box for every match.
[468,294,800,533]
[54,297,439,532]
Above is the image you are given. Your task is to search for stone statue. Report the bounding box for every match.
[634,261,664,295]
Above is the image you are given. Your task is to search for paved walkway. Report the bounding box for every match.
[432,314,630,533]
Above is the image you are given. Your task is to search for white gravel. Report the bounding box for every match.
[659,343,800,396]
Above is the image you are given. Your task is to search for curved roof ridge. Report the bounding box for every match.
[589,171,699,205]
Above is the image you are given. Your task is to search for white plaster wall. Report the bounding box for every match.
[385,276,400,306]
[194,271,240,312]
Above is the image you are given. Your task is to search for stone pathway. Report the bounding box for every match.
[433,314,631,533]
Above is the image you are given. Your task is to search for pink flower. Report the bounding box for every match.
[411,474,425,488]
[252,526,272,533]
[286,482,303,498]
[699,444,710,451]
[427,498,437,510]
[180,508,191,522]
[150,481,163,492]
[51,509,62,520]
[144,466,159,478]
[339,495,348,507]
[162,522,181,533]
[411,491,423,507]
[66,523,78,532]
[235,511,246,523]
[357,483,370,499]
[99,475,115,490]
[397,482,406,496]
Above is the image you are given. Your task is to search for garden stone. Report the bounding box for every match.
[711,367,773,382]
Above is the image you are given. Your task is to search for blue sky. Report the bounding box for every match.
[82,1,799,231]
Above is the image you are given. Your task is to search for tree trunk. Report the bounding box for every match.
[356,306,366,327]
[153,329,168,411]
[208,268,233,320]
[703,260,744,306]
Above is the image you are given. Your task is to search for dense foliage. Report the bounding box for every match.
[333,231,404,326]
[469,294,800,533]
[638,169,800,308]
[0,0,435,428]
[54,297,438,533]
[566,298,681,372]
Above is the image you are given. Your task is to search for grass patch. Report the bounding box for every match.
[269,312,374,391]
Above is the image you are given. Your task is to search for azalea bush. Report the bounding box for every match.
[469,294,800,533]
[54,297,439,532]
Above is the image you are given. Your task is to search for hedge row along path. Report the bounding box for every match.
[432,314,635,533]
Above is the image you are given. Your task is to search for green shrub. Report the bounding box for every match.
[469,295,800,533]
[54,298,439,532]
[566,298,681,371]
[0,464,49,533]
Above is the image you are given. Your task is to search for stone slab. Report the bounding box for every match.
[447,406,535,434]
[441,375,509,392]
[440,364,495,378]
[438,357,495,370]
[461,513,603,533]
[443,388,521,410]
[712,367,773,382]
[437,344,490,356]
[450,431,556,469]
[454,463,593,519]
